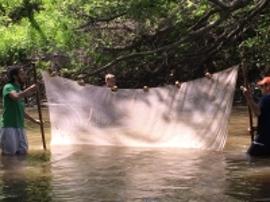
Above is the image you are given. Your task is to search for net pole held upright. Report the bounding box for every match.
[241,61,254,143]
[32,62,47,150]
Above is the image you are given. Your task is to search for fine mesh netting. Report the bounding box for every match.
[43,66,238,151]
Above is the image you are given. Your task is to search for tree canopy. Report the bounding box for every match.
[0,0,269,87]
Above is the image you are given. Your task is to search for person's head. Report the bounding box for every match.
[257,76,270,95]
[105,73,116,88]
[7,67,26,85]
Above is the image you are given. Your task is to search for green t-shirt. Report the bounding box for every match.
[2,83,25,128]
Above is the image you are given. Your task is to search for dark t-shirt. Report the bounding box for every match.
[256,94,270,145]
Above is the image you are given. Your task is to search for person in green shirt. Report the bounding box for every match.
[0,67,40,155]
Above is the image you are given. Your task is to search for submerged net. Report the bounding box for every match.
[43,67,238,151]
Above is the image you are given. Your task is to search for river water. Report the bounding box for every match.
[1,107,270,202]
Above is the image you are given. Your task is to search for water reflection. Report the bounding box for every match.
[1,147,270,201]
[50,146,230,202]
[225,155,270,202]
[49,145,270,202]
[0,154,52,202]
[2,107,270,201]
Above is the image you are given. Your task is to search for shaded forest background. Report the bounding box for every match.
[0,0,269,90]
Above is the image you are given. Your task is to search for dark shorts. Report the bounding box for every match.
[247,141,270,156]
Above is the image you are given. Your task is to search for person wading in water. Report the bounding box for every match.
[0,67,40,155]
[243,77,270,156]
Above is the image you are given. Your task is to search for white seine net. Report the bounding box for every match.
[43,67,238,151]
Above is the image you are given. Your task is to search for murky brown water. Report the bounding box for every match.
[1,106,270,202]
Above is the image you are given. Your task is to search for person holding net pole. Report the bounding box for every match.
[242,77,270,156]
[0,67,40,155]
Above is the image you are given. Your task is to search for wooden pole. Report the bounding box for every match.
[241,61,254,142]
[32,62,47,150]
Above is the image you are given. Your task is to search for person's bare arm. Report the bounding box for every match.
[9,84,36,101]
[24,111,40,125]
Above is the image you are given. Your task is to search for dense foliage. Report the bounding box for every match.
[0,0,269,87]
